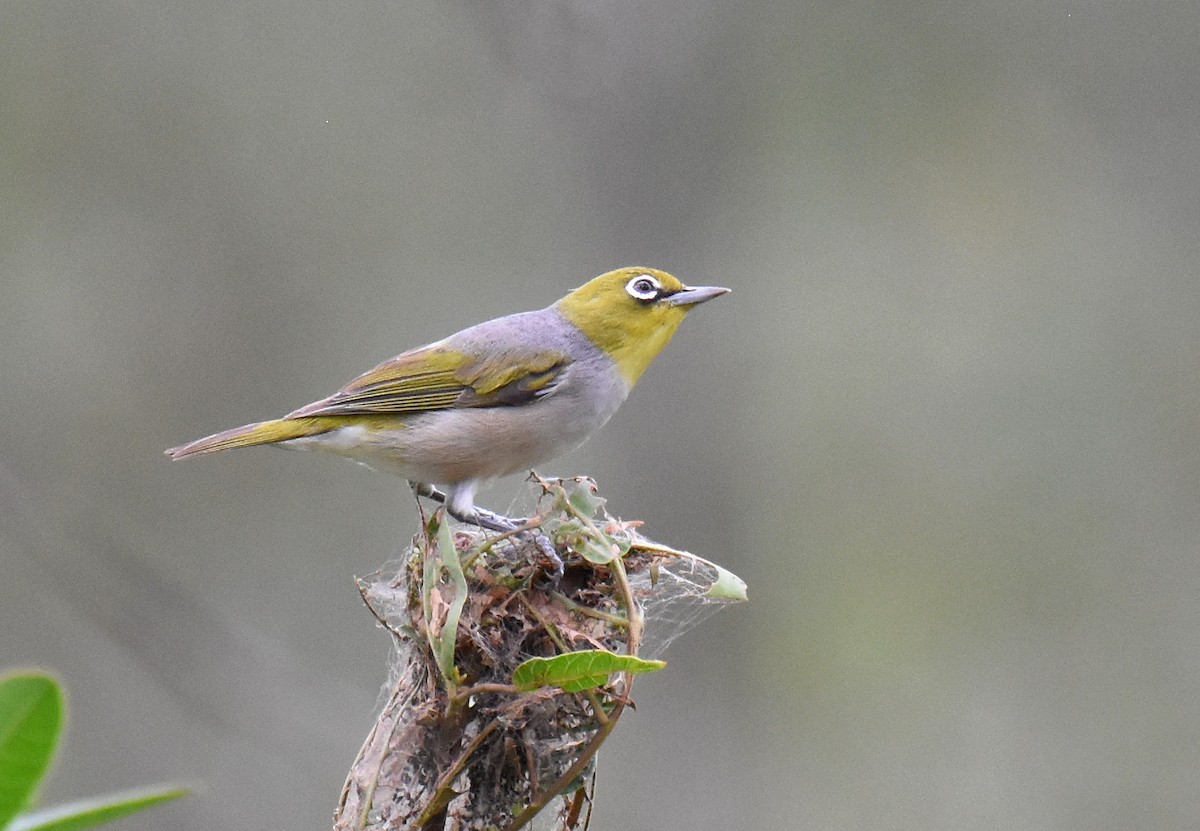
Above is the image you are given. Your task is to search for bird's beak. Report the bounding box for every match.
[665,285,731,307]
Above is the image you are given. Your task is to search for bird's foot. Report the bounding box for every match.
[411,483,564,579]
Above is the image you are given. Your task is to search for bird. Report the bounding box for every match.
[166,267,729,535]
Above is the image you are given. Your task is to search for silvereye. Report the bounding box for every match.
[167,267,728,528]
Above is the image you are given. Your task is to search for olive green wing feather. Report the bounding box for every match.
[286,345,572,418]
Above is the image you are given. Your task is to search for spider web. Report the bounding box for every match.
[501,474,747,659]
[623,533,746,659]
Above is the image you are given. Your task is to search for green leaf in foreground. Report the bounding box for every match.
[9,785,189,831]
[0,672,64,829]
[512,650,666,693]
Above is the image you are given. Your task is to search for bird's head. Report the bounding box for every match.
[556,267,729,385]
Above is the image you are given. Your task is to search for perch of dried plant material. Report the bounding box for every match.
[334,476,746,831]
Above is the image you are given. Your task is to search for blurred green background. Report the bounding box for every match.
[3,2,1200,829]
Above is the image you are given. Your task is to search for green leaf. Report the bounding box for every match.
[577,534,618,565]
[10,785,188,831]
[435,511,468,687]
[567,484,606,519]
[544,516,584,540]
[705,564,749,601]
[0,672,64,828]
[512,650,666,693]
[546,517,618,565]
[422,511,467,688]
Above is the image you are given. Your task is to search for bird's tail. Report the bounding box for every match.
[165,416,341,460]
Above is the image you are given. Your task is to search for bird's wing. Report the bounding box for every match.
[285,344,572,418]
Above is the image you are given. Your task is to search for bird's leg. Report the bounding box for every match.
[409,482,564,579]
[410,482,518,532]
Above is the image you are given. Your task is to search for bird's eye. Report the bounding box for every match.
[625,274,661,302]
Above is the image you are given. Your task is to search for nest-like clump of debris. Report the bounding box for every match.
[334,476,746,831]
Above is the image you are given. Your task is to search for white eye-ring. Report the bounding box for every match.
[625,274,662,301]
